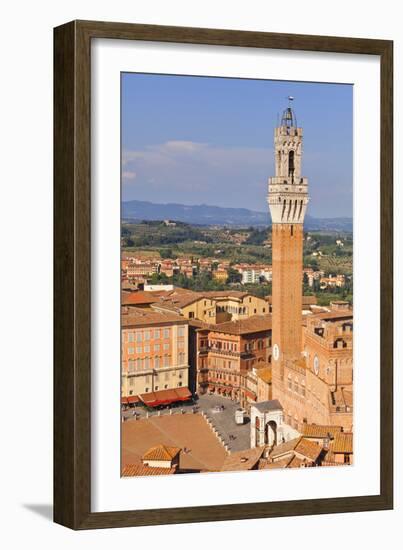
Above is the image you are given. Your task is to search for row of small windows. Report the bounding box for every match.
[127,343,170,354]
[127,353,186,371]
[209,340,238,352]
[124,326,185,343]
[209,358,233,369]
[127,383,182,396]
[216,305,266,314]
[128,371,184,384]
[245,339,269,351]
[212,371,239,383]
[209,337,270,352]
[126,340,184,354]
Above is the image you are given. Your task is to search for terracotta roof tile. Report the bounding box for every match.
[264,456,294,469]
[270,437,322,462]
[142,444,181,462]
[302,424,343,438]
[294,438,323,461]
[329,433,353,454]
[221,447,264,472]
[270,437,301,459]
[288,456,304,468]
[122,464,177,476]
[121,307,187,327]
[210,314,272,335]
[312,310,353,321]
[121,291,159,306]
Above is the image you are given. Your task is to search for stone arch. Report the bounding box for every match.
[266,420,277,446]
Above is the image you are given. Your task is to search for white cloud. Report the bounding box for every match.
[122,170,136,180]
[162,140,208,153]
[123,140,271,171]
[121,140,273,209]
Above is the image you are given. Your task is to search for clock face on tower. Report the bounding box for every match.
[313,355,320,375]
[273,344,280,361]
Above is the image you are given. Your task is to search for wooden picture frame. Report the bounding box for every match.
[54,20,393,530]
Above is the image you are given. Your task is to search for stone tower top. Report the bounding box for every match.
[280,106,297,129]
[267,103,309,224]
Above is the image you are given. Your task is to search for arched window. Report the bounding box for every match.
[288,150,295,178]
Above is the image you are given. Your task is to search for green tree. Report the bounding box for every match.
[227,267,242,284]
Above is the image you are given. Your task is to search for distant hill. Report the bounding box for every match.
[122,200,352,232]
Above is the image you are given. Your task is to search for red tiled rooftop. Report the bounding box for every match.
[121,307,187,328]
[302,424,343,438]
[121,291,160,306]
[329,433,353,454]
[209,314,272,336]
[122,464,177,477]
[220,447,265,472]
[142,444,180,461]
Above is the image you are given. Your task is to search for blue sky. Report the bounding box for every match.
[122,73,353,218]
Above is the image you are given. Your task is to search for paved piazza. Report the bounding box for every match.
[122,394,252,470]
[122,412,228,472]
[195,394,251,452]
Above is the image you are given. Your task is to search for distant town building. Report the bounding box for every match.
[233,263,272,284]
[144,284,175,292]
[213,269,228,282]
[127,262,158,280]
[319,274,346,289]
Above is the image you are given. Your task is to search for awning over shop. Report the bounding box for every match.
[175,387,192,401]
[122,395,141,405]
[244,389,257,401]
[139,387,193,407]
[127,395,140,404]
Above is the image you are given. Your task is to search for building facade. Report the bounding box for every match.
[121,307,189,399]
[195,316,272,408]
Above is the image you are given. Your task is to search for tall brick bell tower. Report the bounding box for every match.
[268,100,309,395]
